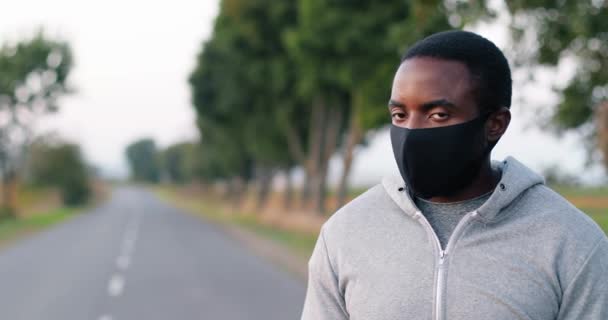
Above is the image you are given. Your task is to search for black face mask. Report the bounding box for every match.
[390,114,495,199]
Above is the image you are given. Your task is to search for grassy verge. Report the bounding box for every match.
[233,215,318,258]
[552,185,608,198]
[553,184,608,235]
[155,187,318,258]
[0,207,79,247]
[579,208,608,234]
[156,184,607,261]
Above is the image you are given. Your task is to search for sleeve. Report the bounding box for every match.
[300,227,349,320]
[556,236,608,320]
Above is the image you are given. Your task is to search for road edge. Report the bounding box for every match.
[153,191,309,283]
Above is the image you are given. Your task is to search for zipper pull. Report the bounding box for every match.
[439,250,446,264]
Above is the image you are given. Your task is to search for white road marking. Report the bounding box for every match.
[105,212,142,300]
[116,255,130,270]
[122,237,135,256]
[108,274,125,297]
[98,314,112,320]
[121,215,141,257]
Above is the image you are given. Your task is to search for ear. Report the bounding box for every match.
[486,107,511,143]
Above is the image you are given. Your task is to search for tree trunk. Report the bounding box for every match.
[301,98,325,208]
[313,106,343,216]
[255,166,274,211]
[596,101,608,170]
[0,170,18,219]
[336,110,364,211]
[228,176,247,211]
[223,178,235,201]
[283,167,294,211]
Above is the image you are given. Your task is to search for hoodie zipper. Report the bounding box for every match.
[414,210,478,320]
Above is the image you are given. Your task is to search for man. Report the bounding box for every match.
[301,30,608,320]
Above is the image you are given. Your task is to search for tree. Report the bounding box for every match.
[287,0,467,211]
[190,0,300,209]
[189,35,255,205]
[125,138,161,183]
[504,1,608,170]
[284,0,352,215]
[160,142,205,184]
[27,138,91,206]
[0,31,73,217]
[225,0,300,210]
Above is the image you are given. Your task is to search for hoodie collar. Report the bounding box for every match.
[382,156,545,222]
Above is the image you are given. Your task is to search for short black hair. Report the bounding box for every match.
[401,30,512,112]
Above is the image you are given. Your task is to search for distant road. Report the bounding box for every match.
[0,187,305,320]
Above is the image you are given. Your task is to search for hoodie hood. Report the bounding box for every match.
[382,156,545,222]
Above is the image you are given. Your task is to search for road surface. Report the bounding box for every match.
[0,187,305,320]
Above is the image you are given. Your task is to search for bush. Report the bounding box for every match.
[27,140,91,206]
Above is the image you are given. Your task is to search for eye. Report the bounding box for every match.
[430,112,449,121]
[391,112,407,121]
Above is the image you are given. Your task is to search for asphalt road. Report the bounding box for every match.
[0,187,305,320]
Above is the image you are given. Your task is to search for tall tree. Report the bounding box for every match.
[285,0,352,215]
[125,138,161,183]
[287,0,464,211]
[505,1,608,170]
[0,31,73,217]
[190,29,255,204]
[329,0,458,209]
[190,0,301,209]
[160,142,204,185]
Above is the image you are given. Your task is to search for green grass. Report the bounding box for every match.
[326,186,369,199]
[580,207,608,234]
[0,207,78,245]
[551,184,608,198]
[589,213,608,233]
[551,185,608,235]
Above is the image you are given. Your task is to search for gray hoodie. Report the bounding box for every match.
[301,157,608,320]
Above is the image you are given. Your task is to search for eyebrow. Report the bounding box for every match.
[388,98,457,110]
[388,99,405,109]
[420,99,457,110]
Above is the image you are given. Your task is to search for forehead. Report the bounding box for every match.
[391,57,476,106]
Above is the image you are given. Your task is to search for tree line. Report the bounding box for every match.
[127,0,607,215]
[185,0,473,215]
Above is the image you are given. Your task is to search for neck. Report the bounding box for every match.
[426,158,500,203]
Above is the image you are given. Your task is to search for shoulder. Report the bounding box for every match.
[323,184,394,229]
[522,185,605,241]
[320,184,402,243]
[517,185,608,275]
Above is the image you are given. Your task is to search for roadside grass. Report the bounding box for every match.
[156,183,607,260]
[155,187,318,258]
[0,207,79,247]
[551,184,608,235]
[552,185,608,198]
[0,182,108,250]
[233,215,317,258]
[579,208,608,234]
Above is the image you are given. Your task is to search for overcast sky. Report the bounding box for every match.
[0,1,604,186]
